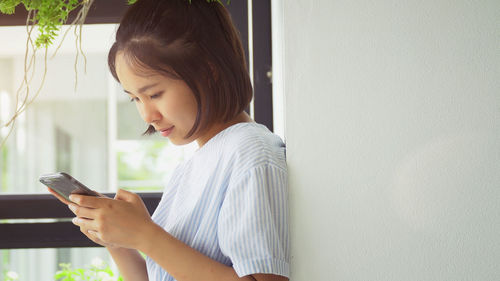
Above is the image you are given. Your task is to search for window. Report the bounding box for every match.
[0,0,273,279]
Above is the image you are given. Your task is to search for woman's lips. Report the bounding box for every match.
[160,126,174,137]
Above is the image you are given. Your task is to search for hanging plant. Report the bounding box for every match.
[0,0,100,148]
[0,0,227,148]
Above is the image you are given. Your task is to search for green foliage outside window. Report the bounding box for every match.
[2,254,122,281]
[55,260,123,281]
[117,141,167,181]
[117,140,177,191]
[2,250,13,280]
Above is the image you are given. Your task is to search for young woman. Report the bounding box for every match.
[49,0,289,280]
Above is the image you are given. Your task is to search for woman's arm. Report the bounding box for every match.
[69,190,287,281]
[140,224,287,281]
[107,247,148,281]
[139,222,251,281]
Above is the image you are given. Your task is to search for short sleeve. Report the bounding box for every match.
[217,164,290,278]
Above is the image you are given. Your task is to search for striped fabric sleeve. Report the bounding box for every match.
[217,164,290,278]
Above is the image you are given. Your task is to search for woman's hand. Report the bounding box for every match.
[47,187,118,248]
[47,187,72,205]
[67,189,154,250]
[47,187,108,205]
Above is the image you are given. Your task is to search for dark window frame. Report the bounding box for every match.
[0,193,161,249]
[0,0,272,249]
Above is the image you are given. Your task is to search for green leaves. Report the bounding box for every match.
[55,260,123,281]
[31,0,81,48]
[0,0,22,14]
[0,0,82,48]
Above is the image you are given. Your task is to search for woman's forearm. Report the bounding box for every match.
[138,223,254,281]
[107,247,148,281]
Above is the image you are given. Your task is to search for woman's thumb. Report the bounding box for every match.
[114,188,136,202]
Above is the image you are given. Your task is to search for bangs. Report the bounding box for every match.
[110,39,183,82]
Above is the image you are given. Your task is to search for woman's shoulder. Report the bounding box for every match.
[189,122,286,176]
[224,122,283,146]
[219,122,286,170]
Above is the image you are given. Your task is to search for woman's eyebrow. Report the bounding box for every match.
[123,82,159,94]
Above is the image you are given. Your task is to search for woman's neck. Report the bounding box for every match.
[196,112,253,147]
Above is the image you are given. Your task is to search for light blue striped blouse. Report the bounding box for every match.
[146,122,289,280]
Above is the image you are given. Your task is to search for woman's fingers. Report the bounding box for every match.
[69,194,110,208]
[71,214,113,247]
[79,222,119,248]
[69,191,151,249]
[114,188,137,202]
[81,227,108,247]
[47,188,108,206]
[68,203,96,219]
[50,188,108,246]
[85,229,104,244]
[47,188,71,205]
[72,216,94,229]
[95,191,109,198]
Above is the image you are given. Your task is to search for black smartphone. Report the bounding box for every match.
[39,172,100,202]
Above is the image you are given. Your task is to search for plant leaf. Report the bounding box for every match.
[0,0,22,14]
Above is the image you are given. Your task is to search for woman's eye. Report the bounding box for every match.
[129,97,138,103]
[151,91,163,99]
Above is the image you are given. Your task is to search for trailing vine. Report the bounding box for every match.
[0,0,228,148]
[0,0,95,148]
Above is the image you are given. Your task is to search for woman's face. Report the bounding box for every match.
[115,53,199,145]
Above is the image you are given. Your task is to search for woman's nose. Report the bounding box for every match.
[141,102,162,124]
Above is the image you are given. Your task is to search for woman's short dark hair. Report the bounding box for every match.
[108,0,253,138]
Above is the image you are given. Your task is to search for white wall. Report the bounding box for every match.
[282,0,499,280]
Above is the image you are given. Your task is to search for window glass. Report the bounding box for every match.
[1,248,114,280]
[0,23,195,279]
[0,24,196,194]
[0,25,116,195]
